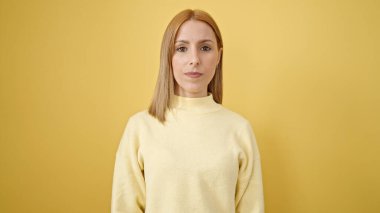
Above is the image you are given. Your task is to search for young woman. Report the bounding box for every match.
[111,9,264,213]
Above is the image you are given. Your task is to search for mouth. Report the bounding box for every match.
[185,72,203,78]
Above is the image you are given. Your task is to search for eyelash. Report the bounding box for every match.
[176,46,212,52]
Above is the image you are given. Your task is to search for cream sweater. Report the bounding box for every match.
[111,94,264,213]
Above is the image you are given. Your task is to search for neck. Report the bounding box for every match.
[170,93,222,114]
[174,87,208,98]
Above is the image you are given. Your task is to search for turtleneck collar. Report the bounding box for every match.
[170,93,222,114]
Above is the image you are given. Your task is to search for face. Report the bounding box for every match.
[172,20,222,98]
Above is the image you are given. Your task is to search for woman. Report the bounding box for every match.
[111,9,264,213]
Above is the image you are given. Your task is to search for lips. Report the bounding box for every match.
[185,72,202,78]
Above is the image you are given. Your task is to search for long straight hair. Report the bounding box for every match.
[148,9,224,123]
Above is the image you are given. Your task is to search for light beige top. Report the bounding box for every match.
[111,94,264,213]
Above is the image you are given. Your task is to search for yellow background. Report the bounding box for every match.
[1,0,379,212]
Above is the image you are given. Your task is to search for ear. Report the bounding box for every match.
[217,47,223,65]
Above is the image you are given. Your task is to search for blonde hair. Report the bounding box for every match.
[148,9,223,123]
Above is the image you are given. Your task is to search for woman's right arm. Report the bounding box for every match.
[111,118,145,213]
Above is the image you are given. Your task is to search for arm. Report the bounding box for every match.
[111,118,146,213]
[235,121,264,213]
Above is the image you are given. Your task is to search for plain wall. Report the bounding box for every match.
[1,0,379,212]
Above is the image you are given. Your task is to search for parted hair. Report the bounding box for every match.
[148,9,224,123]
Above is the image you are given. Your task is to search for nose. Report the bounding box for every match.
[189,49,200,66]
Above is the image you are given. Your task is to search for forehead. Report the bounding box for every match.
[175,20,217,42]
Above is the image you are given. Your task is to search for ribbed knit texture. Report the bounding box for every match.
[111,93,264,213]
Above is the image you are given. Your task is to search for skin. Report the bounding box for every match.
[172,19,222,98]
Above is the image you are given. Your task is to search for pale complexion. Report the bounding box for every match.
[172,20,222,98]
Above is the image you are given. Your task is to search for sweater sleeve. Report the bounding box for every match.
[111,117,146,213]
[235,121,264,213]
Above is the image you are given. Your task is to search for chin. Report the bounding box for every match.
[184,85,205,93]
[175,81,208,95]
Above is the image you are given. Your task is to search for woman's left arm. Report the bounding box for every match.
[235,121,265,213]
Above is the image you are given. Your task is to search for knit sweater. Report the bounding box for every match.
[111,94,264,213]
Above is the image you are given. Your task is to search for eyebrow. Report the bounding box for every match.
[175,39,214,44]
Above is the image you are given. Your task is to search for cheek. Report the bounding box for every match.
[172,55,184,73]
[203,55,219,71]
[172,56,183,84]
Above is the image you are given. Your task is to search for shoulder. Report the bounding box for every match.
[125,109,162,129]
[128,109,150,121]
[219,106,260,155]
[217,105,252,129]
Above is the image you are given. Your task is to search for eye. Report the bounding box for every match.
[176,46,187,52]
[201,46,211,51]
